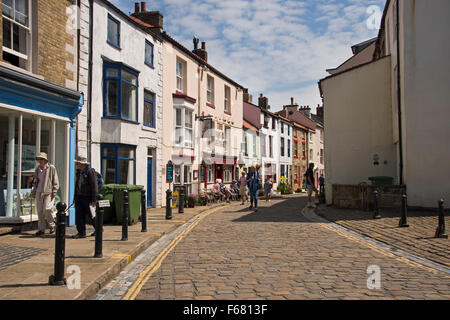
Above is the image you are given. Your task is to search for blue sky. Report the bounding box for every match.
[110,0,386,111]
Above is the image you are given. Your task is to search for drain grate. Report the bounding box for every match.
[0,245,47,271]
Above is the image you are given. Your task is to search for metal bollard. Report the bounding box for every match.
[398,194,409,228]
[49,202,67,285]
[94,194,104,258]
[373,190,381,219]
[435,199,448,238]
[122,189,129,241]
[166,189,172,220]
[141,189,147,232]
[178,188,185,214]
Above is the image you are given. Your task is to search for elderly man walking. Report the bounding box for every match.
[31,152,59,236]
[73,157,98,239]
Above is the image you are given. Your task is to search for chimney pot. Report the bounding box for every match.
[201,42,206,50]
[291,97,294,105]
[134,2,140,13]
[141,2,146,12]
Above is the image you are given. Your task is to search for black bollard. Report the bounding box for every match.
[178,188,185,214]
[398,194,409,228]
[373,190,381,219]
[435,199,448,238]
[122,189,129,241]
[94,194,104,258]
[166,189,172,220]
[141,189,147,232]
[49,202,67,285]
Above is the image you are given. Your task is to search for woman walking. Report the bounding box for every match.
[239,171,248,205]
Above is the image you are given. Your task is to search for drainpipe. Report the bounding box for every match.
[87,0,94,163]
[396,0,404,185]
[197,66,202,195]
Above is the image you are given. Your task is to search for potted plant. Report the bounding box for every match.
[187,194,198,208]
[296,187,303,193]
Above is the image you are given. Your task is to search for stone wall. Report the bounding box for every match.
[332,184,406,210]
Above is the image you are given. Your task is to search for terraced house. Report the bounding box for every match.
[79,0,163,208]
[131,3,244,198]
[0,0,83,225]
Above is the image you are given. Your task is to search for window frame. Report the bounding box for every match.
[224,85,231,114]
[173,106,194,148]
[176,58,186,93]
[207,75,214,105]
[287,139,291,158]
[101,144,136,185]
[143,90,155,128]
[107,13,121,49]
[2,0,32,70]
[103,61,140,123]
[281,137,285,157]
[145,39,154,68]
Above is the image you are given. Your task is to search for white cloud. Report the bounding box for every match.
[111,0,386,108]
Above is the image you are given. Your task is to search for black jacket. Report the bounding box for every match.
[75,167,98,201]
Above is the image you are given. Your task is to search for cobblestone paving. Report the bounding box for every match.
[316,206,449,266]
[0,245,47,271]
[110,196,450,300]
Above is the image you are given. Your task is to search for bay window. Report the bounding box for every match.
[103,61,139,122]
[174,107,193,148]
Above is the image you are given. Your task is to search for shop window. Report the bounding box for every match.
[143,91,155,128]
[2,0,31,70]
[103,61,139,122]
[223,166,233,183]
[200,165,206,183]
[101,144,136,185]
[107,14,120,49]
[207,165,215,183]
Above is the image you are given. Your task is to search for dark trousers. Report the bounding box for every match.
[250,189,258,208]
[75,196,94,236]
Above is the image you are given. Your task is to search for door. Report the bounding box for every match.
[147,158,152,208]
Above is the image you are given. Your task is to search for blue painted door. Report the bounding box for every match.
[147,158,152,208]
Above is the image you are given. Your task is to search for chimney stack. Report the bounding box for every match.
[243,88,253,104]
[131,3,164,32]
[258,94,269,110]
[192,40,208,62]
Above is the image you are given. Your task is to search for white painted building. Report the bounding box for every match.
[259,100,281,190]
[278,116,293,185]
[320,0,450,208]
[79,0,163,207]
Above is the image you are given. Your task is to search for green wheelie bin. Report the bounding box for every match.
[99,184,116,224]
[114,184,144,225]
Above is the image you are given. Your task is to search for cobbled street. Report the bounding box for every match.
[101,195,450,300]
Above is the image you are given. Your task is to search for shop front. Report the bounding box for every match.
[0,66,82,225]
[201,152,237,188]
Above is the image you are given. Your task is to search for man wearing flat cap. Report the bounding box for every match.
[31,152,59,236]
[73,157,98,238]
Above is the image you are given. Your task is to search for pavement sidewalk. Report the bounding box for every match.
[315,206,449,267]
[0,203,224,300]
